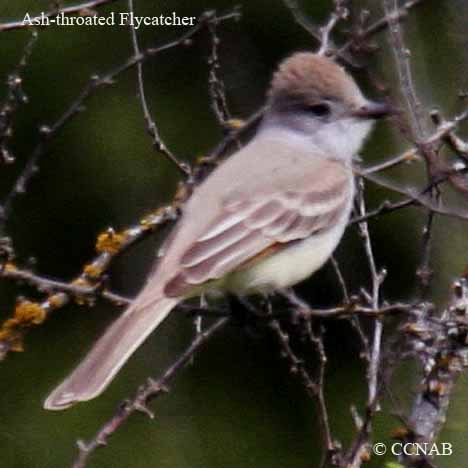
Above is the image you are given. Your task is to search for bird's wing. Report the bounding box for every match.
[163,157,352,297]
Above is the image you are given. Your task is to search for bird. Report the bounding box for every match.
[44,51,392,410]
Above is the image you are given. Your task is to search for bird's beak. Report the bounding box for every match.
[352,100,397,120]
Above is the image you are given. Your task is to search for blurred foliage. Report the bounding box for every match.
[0,1,467,467]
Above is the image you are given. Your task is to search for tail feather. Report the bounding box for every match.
[44,295,178,410]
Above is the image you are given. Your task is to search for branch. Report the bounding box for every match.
[281,0,321,41]
[0,8,240,227]
[384,0,428,140]
[0,6,247,359]
[0,206,176,359]
[0,262,130,306]
[269,311,342,465]
[361,149,421,174]
[207,17,232,128]
[0,31,38,166]
[398,279,468,467]
[346,179,386,467]
[71,316,229,468]
[127,0,191,176]
[383,0,443,300]
[338,0,426,58]
[317,1,349,56]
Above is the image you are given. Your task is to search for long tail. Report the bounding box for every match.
[44,295,178,410]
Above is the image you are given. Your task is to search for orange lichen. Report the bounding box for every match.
[48,293,67,308]
[0,300,46,354]
[71,277,91,288]
[140,206,170,230]
[95,230,127,254]
[70,278,92,305]
[83,263,103,278]
[14,300,46,325]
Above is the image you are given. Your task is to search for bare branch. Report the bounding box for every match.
[281,0,321,41]
[127,0,191,176]
[207,17,232,128]
[317,1,349,56]
[361,149,421,174]
[345,179,387,467]
[338,0,426,58]
[330,256,350,303]
[0,9,239,227]
[71,317,229,468]
[0,31,38,166]
[383,0,428,141]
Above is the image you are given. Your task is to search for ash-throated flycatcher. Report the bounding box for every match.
[45,52,392,410]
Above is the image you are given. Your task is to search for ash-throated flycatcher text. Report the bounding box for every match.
[45,52,392,410]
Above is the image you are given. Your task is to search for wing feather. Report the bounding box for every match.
[163,159,352,297]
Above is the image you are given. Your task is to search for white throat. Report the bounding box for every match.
[258,116,374,163]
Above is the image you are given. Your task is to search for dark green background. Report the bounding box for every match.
[1,1,468,467]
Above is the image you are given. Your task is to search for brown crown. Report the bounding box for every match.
[268,52,363,106]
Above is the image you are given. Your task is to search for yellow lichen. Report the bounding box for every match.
[14,300,46,325]
[83,263,103,278]
[70,278,92,305]
[140,206,168,229]
[95,230,127,254]
[0,300,47,354]
[48,293,67,308]
[71,277,90,288]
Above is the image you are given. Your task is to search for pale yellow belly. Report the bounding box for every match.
[226,221,346,294]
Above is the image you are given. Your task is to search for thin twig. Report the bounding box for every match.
[346,179,386,466]
[305,321,337,465]
[330,256,350,303]
[281,0,321,41]
[0,9,239,227]
[127,0,190,176]
[338,0,426,57]
[317,1,349,56]
[207,18,231,127]
[383,0,427,140]
[356,179,384,404]
[356,171,468,222]
[0,31,38,167]
[361,149,420,174]
[71,317,229,468]
[0,263,130,306]
[383,0,440,299]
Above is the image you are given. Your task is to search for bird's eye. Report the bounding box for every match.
[305,103,331,117]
